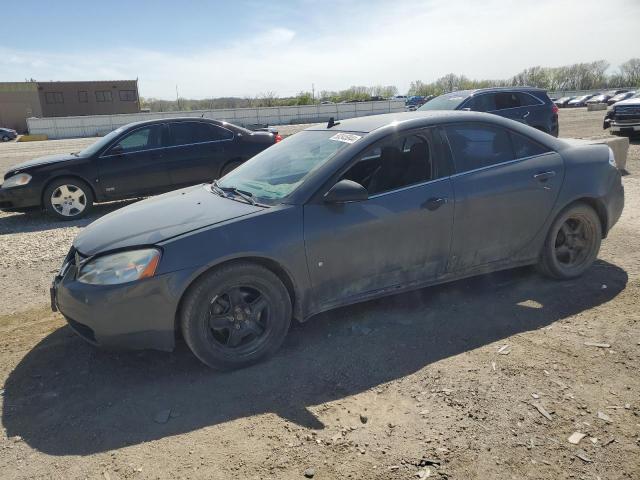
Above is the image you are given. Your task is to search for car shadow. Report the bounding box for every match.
[0,199,141,235]
[1,260,627,455]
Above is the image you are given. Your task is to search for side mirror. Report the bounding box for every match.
[324,179,368,203]
[109,144,124,155]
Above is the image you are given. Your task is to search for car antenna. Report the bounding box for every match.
[327,117,340,128]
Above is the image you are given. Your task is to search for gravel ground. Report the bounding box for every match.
[0,110,639,479]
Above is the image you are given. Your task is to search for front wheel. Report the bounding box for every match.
[180,262,292,370]
[43,177,94,220]
[538,203,602,279]
[1,135,10,142]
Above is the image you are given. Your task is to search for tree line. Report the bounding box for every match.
[140,58,639,112]
[408,58,640,96]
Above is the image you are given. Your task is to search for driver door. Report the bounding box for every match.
[98,124,173,199]
[303,129,455,310]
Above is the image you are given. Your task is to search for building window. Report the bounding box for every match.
[119,90,137,101]
[95,90,113,102]
[78,91,88,103]
[45,92,64,104]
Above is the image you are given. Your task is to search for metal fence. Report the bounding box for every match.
[26,100,405,139]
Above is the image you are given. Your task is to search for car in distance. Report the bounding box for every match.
[567,94,596,107]
[554,96,576,108]
[0,127,18,142]
[586,93,613,105]
[608,91,636,106]
[603,92,640,136]
[51,111,624,370]
[0,118,280,220]
[420,87,559,136]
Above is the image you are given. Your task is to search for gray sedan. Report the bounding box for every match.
[51,111,624,369]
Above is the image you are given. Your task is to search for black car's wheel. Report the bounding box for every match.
[43,177,94,220]
[538,203,602,279]
[180,262,292,370]
[220,160,243,177]
[1,135,10,142]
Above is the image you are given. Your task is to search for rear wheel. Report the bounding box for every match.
[538,203,601,279]
[43,177,94,220]
[180,262,292,370]
[1,135,10,142]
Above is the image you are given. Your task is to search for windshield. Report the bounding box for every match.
[218,130,358,202]
[418,91,471,111]
[78,127,125,156]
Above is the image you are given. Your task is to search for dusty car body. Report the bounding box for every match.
[52,111,624,369]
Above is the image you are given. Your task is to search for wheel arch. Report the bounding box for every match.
[218,157,244,178]
[174,255,302,333]
[556,197,609,239]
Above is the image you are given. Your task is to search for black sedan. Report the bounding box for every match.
[0,118,279,220]
[52,111,624,369]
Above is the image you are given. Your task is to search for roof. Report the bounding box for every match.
[306,110,496,133]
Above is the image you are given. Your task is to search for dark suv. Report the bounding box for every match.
[419,87,559,136]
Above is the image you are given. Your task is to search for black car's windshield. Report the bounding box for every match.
[78,127,125,156]
[218,130,358,202]
[418,91,471,111]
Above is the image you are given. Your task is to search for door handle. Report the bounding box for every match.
[423,197,447,211]
[522,111,530,120]
[533,171,556,182]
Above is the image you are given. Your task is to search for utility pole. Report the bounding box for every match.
[176,84,180,110]
[312,83,315,103]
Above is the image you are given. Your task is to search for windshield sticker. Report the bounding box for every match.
[329,133,362,144]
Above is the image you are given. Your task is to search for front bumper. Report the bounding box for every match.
[0,185,41,210]
[51,256,198,352]
[610,123,640,134]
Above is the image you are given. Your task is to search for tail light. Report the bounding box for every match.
[552,104,559,114]
[275,134,283,143]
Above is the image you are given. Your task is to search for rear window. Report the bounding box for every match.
[445,124,514,173]
[419,92,470,111]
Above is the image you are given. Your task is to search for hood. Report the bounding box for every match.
[7,153,77,175]
[74,185,264,255]
[613,97,640,107]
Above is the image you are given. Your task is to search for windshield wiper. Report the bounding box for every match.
[221,186,256,205]
[210,179,227,198]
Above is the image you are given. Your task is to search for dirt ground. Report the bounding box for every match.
[0,110,639,479]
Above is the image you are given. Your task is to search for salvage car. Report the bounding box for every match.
[52,111,624,369]
[603,92,640,136]
[0,127,18,142]
[554,96,575,108]
[420,87,559,136]
[608,91,636,106]
[567,95,596,107]
[0,118,280,219]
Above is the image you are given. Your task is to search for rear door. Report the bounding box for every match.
[303,128,455,309]
[98,123,173,199]
[444,122,563,272]
[165,121,235,187]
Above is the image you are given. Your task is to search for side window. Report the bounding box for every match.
[494,92,521,110]
[78,91,88,103]
[510,132,551,159]
[517,92,542,107]
[201,123,234,141]
[445,124,514,173]
[340,131,437,196]
[109,125,162,154]
[468,94,496,112]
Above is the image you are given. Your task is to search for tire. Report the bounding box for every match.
[1,135,10,142]
[43,177,94,220]
[220,160,243,178]
[180,262,292,370]
[537,203,602,279]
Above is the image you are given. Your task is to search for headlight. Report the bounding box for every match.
[2,173,32,188]
[608,147,617,168]
[77,248,161,285]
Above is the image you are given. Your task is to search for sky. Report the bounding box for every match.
[1,0,639,99]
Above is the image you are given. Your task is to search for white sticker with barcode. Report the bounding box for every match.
[329,133,362,144]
